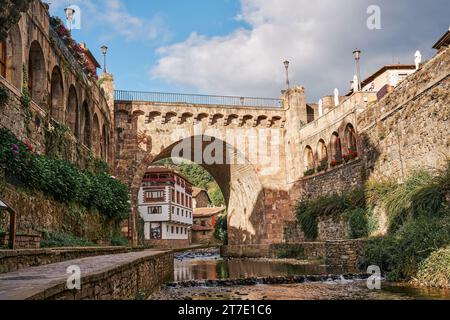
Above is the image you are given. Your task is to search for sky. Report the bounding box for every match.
[48,0,450,102]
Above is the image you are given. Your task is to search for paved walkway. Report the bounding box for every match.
[0,249,167,300]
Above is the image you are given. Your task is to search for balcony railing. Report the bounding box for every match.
[114,90,282,108]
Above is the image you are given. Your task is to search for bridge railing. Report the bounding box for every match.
[114,90,282,108]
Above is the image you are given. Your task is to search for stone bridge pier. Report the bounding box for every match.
[113,89,307,246]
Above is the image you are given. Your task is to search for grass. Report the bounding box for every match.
[414,246,450,289]
[359,163,450,282]
[40,230,96,248]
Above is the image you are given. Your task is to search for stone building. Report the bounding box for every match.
[137,167,193,248]
[0,0,114,164]
[192,207,226,244]
[192,187,211,209]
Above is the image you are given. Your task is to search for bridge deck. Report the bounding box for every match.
[115,90,283,108]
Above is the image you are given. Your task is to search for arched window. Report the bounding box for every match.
[28,41,46,105]
[66,85,78,137]
[0,41,6,78]
[317,139,328,163]
[304,146,315,170]
[5,24,23,89]
[50,66,64,122]
[330,132,343,166]
[345,124,358,153]
[92,113,100,156]
[80,101,91,147]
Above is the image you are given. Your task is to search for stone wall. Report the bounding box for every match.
[0,184,114,243]
[221,242,326,260]
[284,48,450,243]
[143,239,190,249]
[222,240,365,270]
[358,48,450,181]
[325,240,367,270]
[0,247,132,274]
[29,251,174,300]
[0,233,41,249]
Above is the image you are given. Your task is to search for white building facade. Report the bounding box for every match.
[138,167,193,244]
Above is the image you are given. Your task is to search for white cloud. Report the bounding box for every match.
[48,0,171,42]
[151,0,448,101]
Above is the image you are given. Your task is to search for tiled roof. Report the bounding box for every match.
[193,207,225,218]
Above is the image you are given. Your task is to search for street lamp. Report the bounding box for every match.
[101,45,108,74]
[64,7,76,32]
[353,49,362,91]
[283,60,290,90]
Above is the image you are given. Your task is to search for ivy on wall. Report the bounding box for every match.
[0,128,130,222]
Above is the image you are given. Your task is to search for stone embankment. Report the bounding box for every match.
[0,250,174,300]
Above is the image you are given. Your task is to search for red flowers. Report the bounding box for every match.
[23,140,34,152]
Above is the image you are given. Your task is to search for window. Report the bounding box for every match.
[181,210,184,217]
[0,41,6,78]
[166,225,169,233]
[144,190,165,203]
[176,227,179,234]
[201,220,206,227]
[148,206,163,215]
[171,226,174,234]
[177,191,180,204]
[177,208,180,216]
[181,193,185,206]
[171,189,175,202]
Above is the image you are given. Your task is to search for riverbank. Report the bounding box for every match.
[151,280,450,300]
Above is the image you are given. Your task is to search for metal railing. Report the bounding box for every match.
[49,27,89,84]
[114,90,282,108]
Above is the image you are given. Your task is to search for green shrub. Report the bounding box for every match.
[296,188,366,240]
[382,170,434,233]
[415,246,450,288]
[41,230,95,248]
[214,213,228,245]
[346,208,369,239]
[0,128,130,222]
[111,233,129,247]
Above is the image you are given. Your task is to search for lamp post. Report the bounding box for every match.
[101,45,108,74]
[353,49,362,91]
[64,7,75,32]
[283,60,290,90]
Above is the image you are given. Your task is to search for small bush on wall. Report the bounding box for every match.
[0,85,9,107]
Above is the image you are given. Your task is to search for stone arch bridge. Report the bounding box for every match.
[114,90,303,246]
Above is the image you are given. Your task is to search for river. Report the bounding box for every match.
[149,248,450,300]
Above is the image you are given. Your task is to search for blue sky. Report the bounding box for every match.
[49,0,450,101]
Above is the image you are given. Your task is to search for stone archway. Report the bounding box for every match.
[129,135,266,246]
[28,40,46,105]
[50,66,64,121]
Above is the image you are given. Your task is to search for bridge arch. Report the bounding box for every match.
[130,135,266,245]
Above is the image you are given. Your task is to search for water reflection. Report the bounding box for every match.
[174,254,347,282]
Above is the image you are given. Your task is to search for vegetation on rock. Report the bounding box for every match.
[0,128,130,222]
[41,230,95,248]
[359,163,450,282]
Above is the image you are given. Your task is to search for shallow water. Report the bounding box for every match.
[151,249,450,300]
